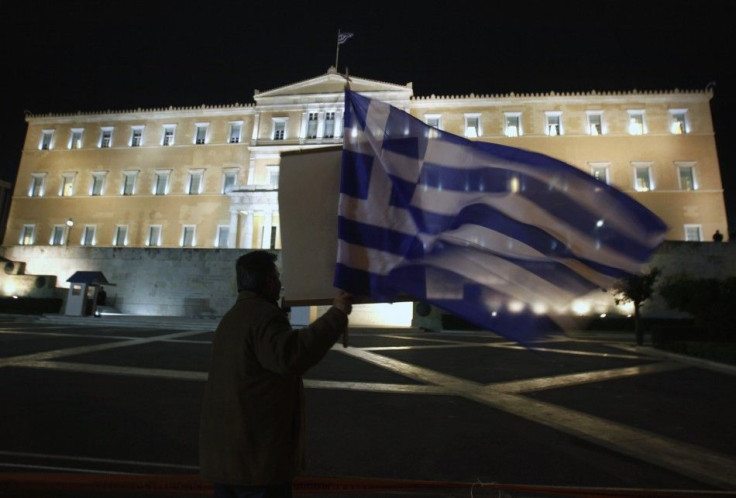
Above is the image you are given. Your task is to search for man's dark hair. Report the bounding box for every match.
[236,251,278,292]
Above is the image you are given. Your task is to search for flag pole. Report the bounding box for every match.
[335,29,341,70]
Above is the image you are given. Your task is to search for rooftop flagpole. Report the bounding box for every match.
[335,30,353,73]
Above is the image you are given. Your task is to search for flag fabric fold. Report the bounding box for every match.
[335,90,667,341]
[337,31,353,45]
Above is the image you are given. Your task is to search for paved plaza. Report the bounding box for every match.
[1,315,736,496]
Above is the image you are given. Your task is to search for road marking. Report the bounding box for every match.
[304,379,447,395]
[0,462,131,474]
[0,450,198,471]
[18,361,207,381]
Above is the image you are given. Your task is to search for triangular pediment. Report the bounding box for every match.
[253,67,413,104]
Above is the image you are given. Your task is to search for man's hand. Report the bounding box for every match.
[333,291,354,315]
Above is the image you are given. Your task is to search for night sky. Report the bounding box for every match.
[2,0,734,234]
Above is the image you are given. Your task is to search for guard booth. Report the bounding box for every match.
[65,271,112,316]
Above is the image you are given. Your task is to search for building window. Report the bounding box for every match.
[504,113,522,137]
[40,130,54,150]
[29,173,46,197]
[684,225,702,242]
[633,164,653,191]
[188,170,203,194]
[181,225,196,247]
[425,114,442,129]
[50,225,65,246]
[130,126,144,147]
[81,225,96,246]
[69,129,83,149]
[464,114,481,138]
[195,123,209,144]
[306,112,319,139]
[147,225,162,247]
[273,119,286,140]
[91,172,107,196]
[20,225,35,245]
[229,122,242,143]
[122,171,138,195]
[162,125,176,146]
[99,127,114,148]
[113,225,128,246]
[154,170,170,195]
[216,226,229,248]
[628,110,646,135]
[324,112,336,138]
[677,162,697,190]
[222,170,237,194]
[587,112,603,135]
[670,109,688,135]
[545,112,563,136]
[589,163,610,184]
[60,173,75,197]
[267,165,279,188]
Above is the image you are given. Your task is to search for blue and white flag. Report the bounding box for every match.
[335,90,667,340]
[337,31,354,45]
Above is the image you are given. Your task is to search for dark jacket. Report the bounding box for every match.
[199,291,347,485]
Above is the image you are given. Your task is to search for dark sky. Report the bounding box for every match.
[2,0,734,233]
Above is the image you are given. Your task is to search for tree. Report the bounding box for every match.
[611,267,661,345]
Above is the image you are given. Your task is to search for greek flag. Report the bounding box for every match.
[335,90,667,340]
[337,31,353,45]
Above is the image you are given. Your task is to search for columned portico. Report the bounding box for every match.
[227,187,279,249]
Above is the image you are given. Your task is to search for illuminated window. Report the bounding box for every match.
[676,162,697,190]
[91,172,107,196]
[181,225,196,247]
[113,225,128,246]
[195,123,209,144]
[306,112,319,139]
[633,163,653,191]
[122,171,138,195]
[267,165,279,188]
[324,112,336,138]
[20,225,35,245]
[154,170,170,195]
[216,226,230,248]
[589,162,610,184]
[147,225,162,247]
[670,109,688,134]
[504,113,522,137]
[60,173,75,197]
[29,173,46,197]
[228,122,242,143]
[587,112,603,135]
[39,130,54,150]
[162,125,176,146]
[50,225,65,246]
[273,119,287,140]
[222,170,237,194]
[130,126,144,147]
[188,170,204,194]
[684,224,702,242]
[464,114,481,138]
[545,112,563,136]
[81,225,96,246]
[628,110,646,135]
[99,127,114,148]
[425,114,442,129]
[69,129,83,149]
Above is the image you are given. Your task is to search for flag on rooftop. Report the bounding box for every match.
[337,31,353,45]
[334,90,667,342]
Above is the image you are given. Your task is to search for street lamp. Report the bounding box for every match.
[65,218,74,246]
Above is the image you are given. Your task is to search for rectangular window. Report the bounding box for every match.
[425,114,441,129]
[504,113,522,137]
[29,174,45,197]
[222,170,237,194]
[69,129,83,149]
[273,119,286,140]
[229,122,242,143]
[130,126,144,147]
[464,114,481,138]
[670,109,688,134]
[216,226,229,248]
[122,172,138,195]
[60,173,75,197]
[684,225,702,242]
[154,170,170,195]
[162,125,176,146]
[306,112,319,139]
[545,112,563,136]
[324,112,336,138]
[20,225,35,245]
[195,123,209,144]
[113,225,128,246]
[181,226,196,247]
[188,170,203,194]
[267,165,279,188]
[99,127,114,148]
[677,163,697,190]
[81,226,96,246]
[589,163,610,184]
[633,165,652,191]
[147,225,162,247]
[628,111,646,135]
[50,226,65,246]
[91,172,106,196]
[40,130,54,150]
[587,112,603,136]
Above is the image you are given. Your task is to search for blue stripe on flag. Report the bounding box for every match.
[340,150,373,200]
[338,217,424,258]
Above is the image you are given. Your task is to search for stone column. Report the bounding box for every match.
[228,209,238,248]
[262,210,273,249]
[244,211,254,249]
